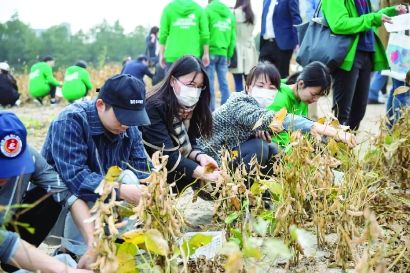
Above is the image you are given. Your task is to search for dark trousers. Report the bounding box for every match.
[331,51,373,130]
[4,187,62,272]
[36,85,56,104]
[259,38,293,78]
[233,73,247,92]
[168,139,278,195]
[231,138,278,185]
[0,91,19,107]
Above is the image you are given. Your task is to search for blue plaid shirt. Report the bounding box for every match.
[42,101,151,201]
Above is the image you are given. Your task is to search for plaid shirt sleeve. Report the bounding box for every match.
[129,128,152,179]
[48,120,103,202]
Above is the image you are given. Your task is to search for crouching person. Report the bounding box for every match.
[42,74,151,258]
[141,56,220,195]
[0,112,93,272]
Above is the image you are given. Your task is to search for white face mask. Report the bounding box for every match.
[250,87,278,108]
[174,80,202,107]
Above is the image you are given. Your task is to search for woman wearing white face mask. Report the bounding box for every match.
[198,62,356,179]
[141,56,219,197]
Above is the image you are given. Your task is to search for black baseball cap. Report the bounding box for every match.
[98,74,151,126]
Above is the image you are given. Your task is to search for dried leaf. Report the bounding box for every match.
[330,119,341,128]
[204,163,218,173]
[122,229,145,246]
[317,117,326,124]
[230,197,241,210]
[393,86,410,96]
[105,166,122,183]
[275,108,288,122]
[144,229,169,256]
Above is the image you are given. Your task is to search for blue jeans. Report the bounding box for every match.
[233,73,245,92]
[368,71,387,101]
[386,79,405,123]
[62,170,140,255]
[207,55,230,111]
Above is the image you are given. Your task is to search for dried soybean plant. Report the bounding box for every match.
[90,166,123,273]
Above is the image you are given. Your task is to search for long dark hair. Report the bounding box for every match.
[245,62,281,92]
[234,0,255,25]
[147,56,213,138]
[149,26,159,35]
[287,61,332,96]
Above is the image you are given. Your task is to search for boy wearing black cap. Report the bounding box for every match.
[0,111,93,272]
[42,74,151,256]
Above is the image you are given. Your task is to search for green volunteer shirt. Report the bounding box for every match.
[159,0,210,63]
[62,65,93,101]
[267,83,308,147]
[28,61,61,98]
[205,0,236,58]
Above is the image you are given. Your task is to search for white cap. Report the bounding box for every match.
[0,62,10,72]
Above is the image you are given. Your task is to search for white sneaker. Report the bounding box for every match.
[14,99,21,106]
[33,98,42,106]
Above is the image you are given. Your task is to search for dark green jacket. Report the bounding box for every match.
[205,0,236,58]
[322,0,397,71]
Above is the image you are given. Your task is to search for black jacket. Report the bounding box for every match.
[0,73,19,106]
[141,101,200,178]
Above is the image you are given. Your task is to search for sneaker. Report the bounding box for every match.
[33,98,43,106]
[14,99,21,106]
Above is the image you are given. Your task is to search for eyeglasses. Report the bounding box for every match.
[174,77,206,90]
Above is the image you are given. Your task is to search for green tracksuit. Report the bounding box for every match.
[28,61,61,98]
[62,66,93,102]
[205,0,236,58]
[159,0,210,63]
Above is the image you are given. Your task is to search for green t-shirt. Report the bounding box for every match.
[267,83,308,147]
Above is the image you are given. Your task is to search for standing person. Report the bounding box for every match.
[259,0,302,78]
[62,60,93,103]
[121,55,154,84]
[159,0,210,70]
[0,62,20,107]
[28,56,62,105]
[141,56,219,195]
[42,74,151,258]
[205,0,236,111]
[0,112,95,271]
[267,61,332,147]
[229,0,258,93]
[322,0,407,130]
[145,26,160,67]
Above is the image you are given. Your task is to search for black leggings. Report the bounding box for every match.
[332,51,372,130]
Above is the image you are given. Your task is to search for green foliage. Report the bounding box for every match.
[0,14,148,70]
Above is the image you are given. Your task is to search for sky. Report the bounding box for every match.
[0,0,263,34]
